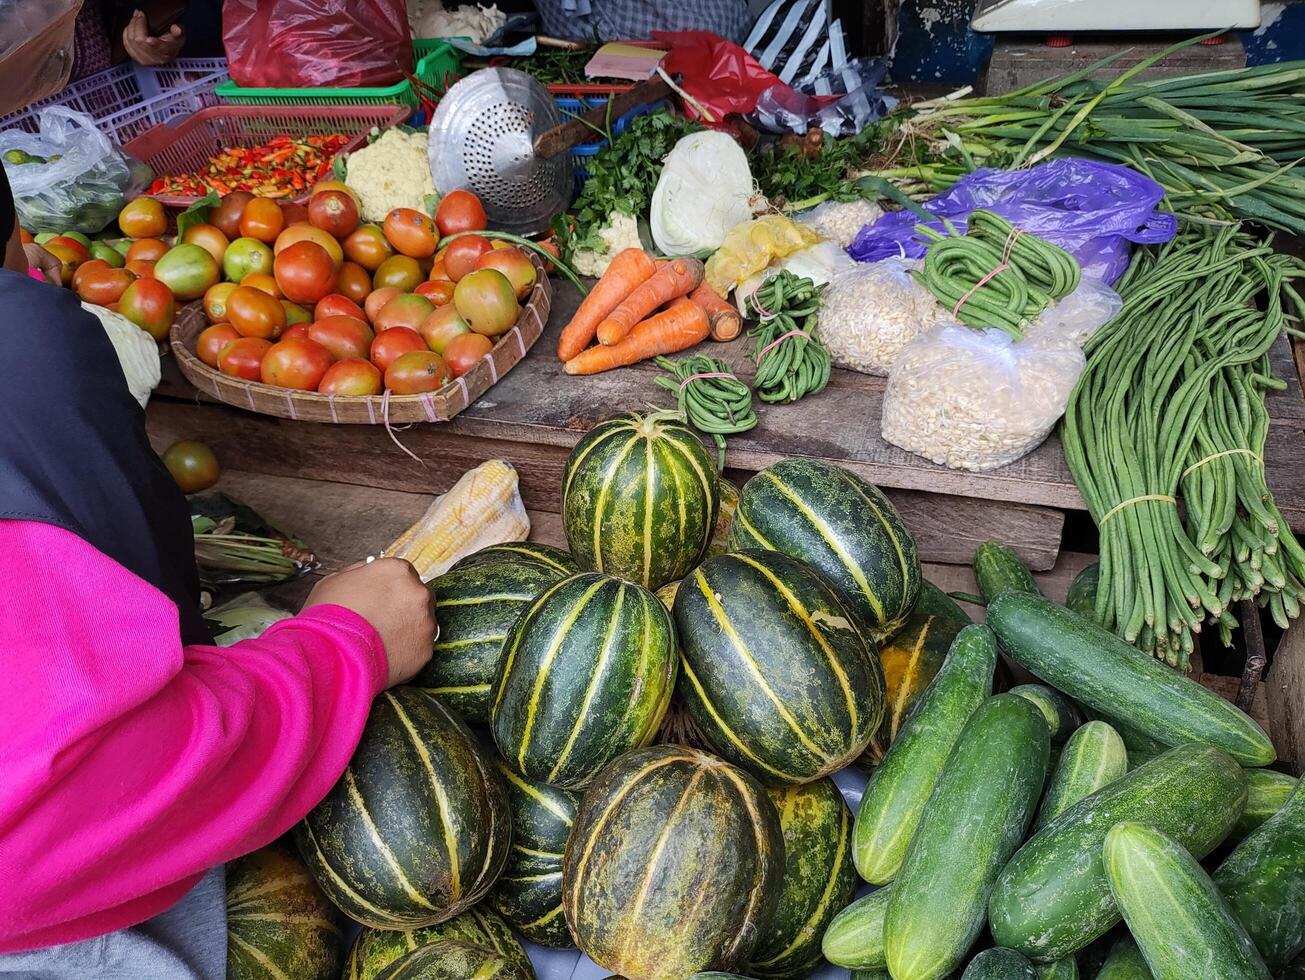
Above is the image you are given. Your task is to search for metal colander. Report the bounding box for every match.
[428,68,573,236]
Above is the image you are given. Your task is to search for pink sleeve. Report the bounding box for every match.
[0,520,389,952]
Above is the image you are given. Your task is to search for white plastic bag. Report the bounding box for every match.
[882,323,1086,472]
[814,257,946,376]
[0,107,152,233]
[650,131,755,255]
[1031,276,1123,346]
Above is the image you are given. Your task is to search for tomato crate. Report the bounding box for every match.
[122,105,411,208]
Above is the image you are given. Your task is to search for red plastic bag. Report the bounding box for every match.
[223,0,412,89]
[652,30,781,122]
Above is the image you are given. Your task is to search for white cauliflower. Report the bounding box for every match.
[345,129,437,223]
[572,212,643,278]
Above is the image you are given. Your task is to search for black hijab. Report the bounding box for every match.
[0,171,209,644]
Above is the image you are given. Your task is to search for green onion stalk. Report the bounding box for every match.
[1060,224,1305,667]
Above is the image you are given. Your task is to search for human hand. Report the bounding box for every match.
[304,557,436,687]
[122,10,185,66]
[23,243,63,286]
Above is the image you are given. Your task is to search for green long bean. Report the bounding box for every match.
[747,272,831,404]
[654,354,757,471]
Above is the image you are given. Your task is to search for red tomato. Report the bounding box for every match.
[126,238,168,263]
[343,224,393,271]
[442,235,493,282]
[428,258,451,282]
[71,259,111,294]
[282,300,312,326]
[124,258,156,279]
[475,247,537,300]
[383,208,437,258]
[162,440,219,493]
[217,337,272,380]
[228,285,287,340]
[442,332,493,378]
[370,326,428,373]
[211,191,254,239]
[280,202,310,227]
[385,350,451,394]
[181,223,229,265]
[261,336,334,390]
[435,189,487,237]
[274,223,344,266]
[49,236,89,262]
[453,268,519,337]
[373,255,423,292]
[223,237,275,283]
[197,323,241,367]
[119,197,166,239]
[335,261,372,305]
[417,304,470,354]
[239,198,286,243]
[282,322,312,340]
[309,315,374,361]
[364,286,402,324]
[76,267,136,306]
[415,279,455,305]
[374,293,435,332]
[310,180,361,205]
[118,278,176,341]
[308,190,360,238]
[204,282,237,323]
[316,293,367,321]
[154,243,219,301]
[319,357,383,395]
[241,272,282,298]
[274,241,337,305]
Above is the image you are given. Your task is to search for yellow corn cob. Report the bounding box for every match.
[387,459,530,581]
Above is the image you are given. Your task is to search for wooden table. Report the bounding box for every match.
[147,281,1305,573]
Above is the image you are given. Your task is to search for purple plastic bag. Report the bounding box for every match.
[847,159,1177,283]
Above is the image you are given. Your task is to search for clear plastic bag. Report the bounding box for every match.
[0,0,78,116]
[223,0,412,89]
[882,323,1086,472]
[0,107,152,233]
[815,257,945,376]
[1030,276,1123,346]
[798,198,884,249]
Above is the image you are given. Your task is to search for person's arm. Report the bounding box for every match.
[0,520,428,952]
[121,9,185,66]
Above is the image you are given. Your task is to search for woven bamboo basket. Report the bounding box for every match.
[170,254,551,423]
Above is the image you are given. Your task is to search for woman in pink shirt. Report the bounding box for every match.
[0,170,437,978]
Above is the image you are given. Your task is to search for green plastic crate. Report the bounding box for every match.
[215,42,460,108]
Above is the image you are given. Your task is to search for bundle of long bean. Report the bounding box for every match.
[654,354,758,470]
[913,210,1081,338]
[872,37,1305,235]
[1061,225,1305,667]
[748,272,831,404]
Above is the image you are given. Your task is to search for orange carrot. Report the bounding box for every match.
[689,281,743,342]
[564,298,709,375]
[556,248,657,361]
[595,256,704,347]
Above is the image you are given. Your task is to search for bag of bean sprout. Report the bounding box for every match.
[1031,276,1123,346]
[813,257,947,376]
[882,323,1085,472]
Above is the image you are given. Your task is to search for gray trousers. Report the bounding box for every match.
[0,867,227,980]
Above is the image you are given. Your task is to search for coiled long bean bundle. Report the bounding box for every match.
[1061,224,1305,666]
[913,210,1081,338]
[654,354,757,470]
[748,272,831,404]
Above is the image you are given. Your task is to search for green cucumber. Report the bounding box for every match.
[974,542,1041,603]
[1035,721,1128,830]
[962,949,1037,980]
[988,744,1247,961]
[1228,769,1298,845]
[1010,684,1082,745]
[1035,958,1079,980]
[1095,936,1152,979]
[1065,563,1099,619]
[853,625,998,883]
[822,886,892,970]
[986,593,1275,766]
[1214,779,1305,969]
[884,694,1050,980]
[914,577,973,626]
[1104,821,1271,979]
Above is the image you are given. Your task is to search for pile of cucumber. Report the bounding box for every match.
[824,543,1304,980]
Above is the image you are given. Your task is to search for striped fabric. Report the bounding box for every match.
[743,0,848,87]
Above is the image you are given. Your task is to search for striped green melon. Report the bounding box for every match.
[489,760,580,947]
[859,611,964,766]
[729,459,920,641]
[492,572,677,789]
[562,412,719,589]
[345,907,534,980]
[452,542,579,576]
[673,550,886,785]
[294,688,510,929]
[418,558,570,722]
[373,940,533,980]
[226,843,344,980]
[747,778,857,979]
[563,745,785,979]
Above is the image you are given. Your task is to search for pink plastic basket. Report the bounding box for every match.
[121,104,411,207]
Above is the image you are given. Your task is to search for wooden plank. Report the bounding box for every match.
[152,405,1065,569]
[1267,621,1305,777]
